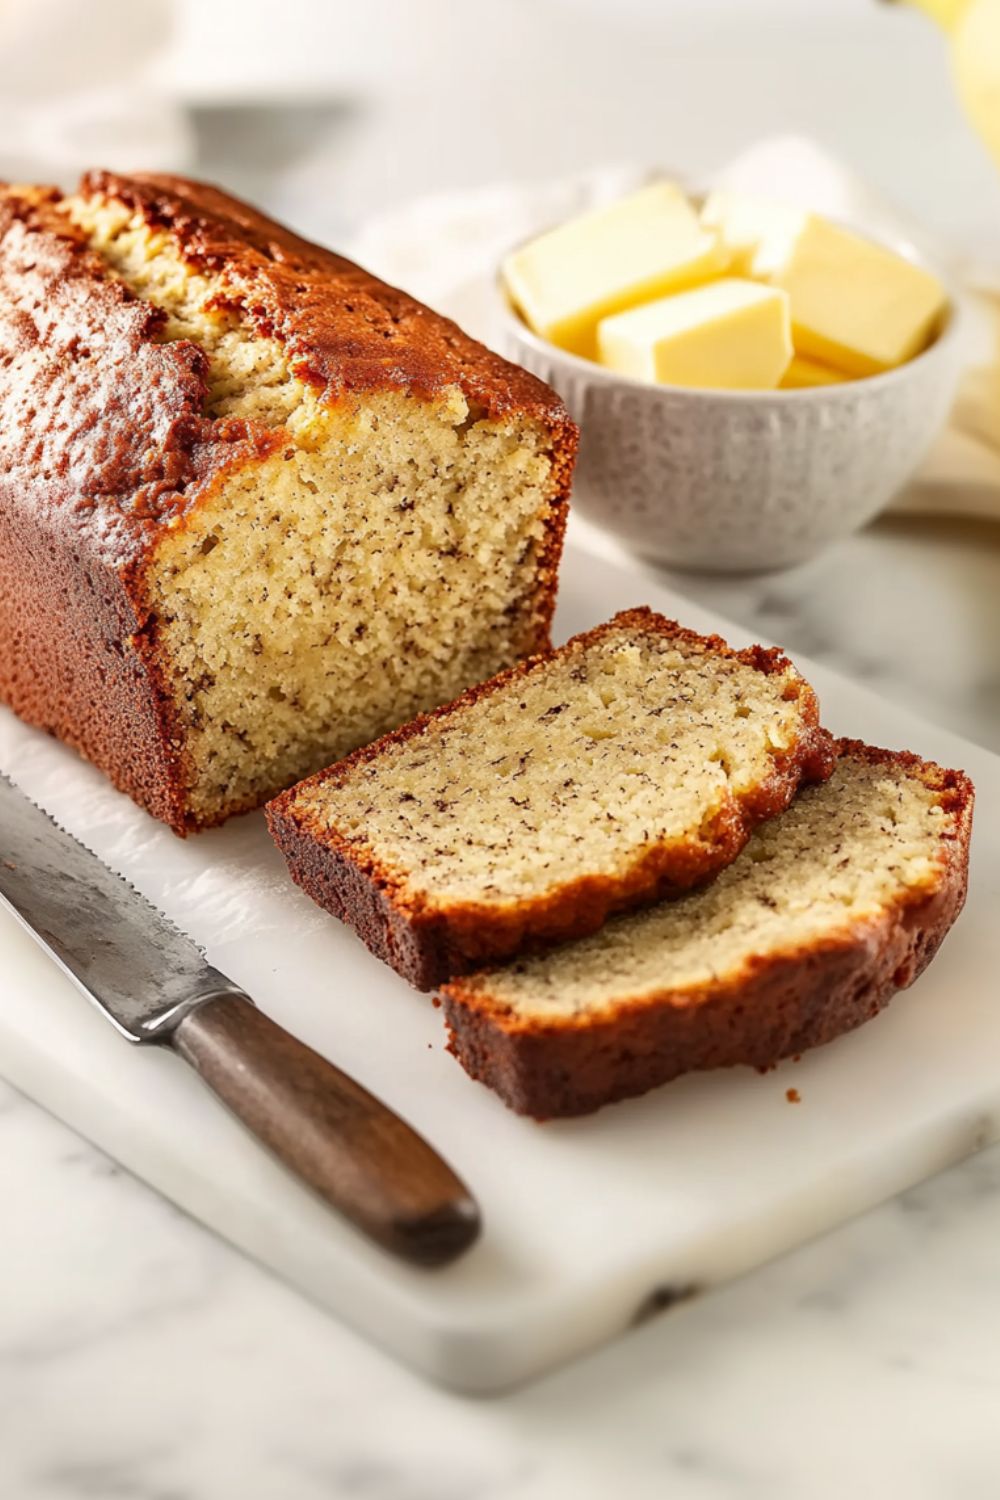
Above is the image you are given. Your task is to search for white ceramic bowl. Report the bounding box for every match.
[499,245,963,573]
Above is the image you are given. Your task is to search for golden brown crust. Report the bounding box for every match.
[0,183,277,555]
[80,170,576,429]
[265,608,837,989]
[0,173,575,833]
[440,742,975,1117]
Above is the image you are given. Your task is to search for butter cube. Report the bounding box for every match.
[700,190,806,278]
[597,278,792,390]
[779,354,850,389]
[502,183,726,360]
[769,216,947,377]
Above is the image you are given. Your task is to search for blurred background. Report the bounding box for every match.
[1,0,998,261]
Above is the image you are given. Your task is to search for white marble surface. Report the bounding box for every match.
[3,510,1000,1497]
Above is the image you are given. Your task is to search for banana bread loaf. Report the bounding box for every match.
[0,173,575,833]
[266,608,835,988]
[442,742,974,1116]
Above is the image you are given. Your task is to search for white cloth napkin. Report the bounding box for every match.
[352,138,1000,523]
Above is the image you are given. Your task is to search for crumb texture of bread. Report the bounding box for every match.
[266,608,834,986]
[442,744,974,1116]
[0,177,574,831]
[150,399,556,823]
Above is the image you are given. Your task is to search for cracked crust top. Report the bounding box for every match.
[0,174,576,572]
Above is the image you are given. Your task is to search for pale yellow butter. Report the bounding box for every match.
[779,354,850,389]
[769,216,947,377]
[502,182,726,360]
[597,278,793,390]
[700,190,807,278]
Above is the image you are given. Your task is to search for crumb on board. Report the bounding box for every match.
[786,1087,801,1104]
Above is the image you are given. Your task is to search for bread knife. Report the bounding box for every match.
[0,775,480,1267]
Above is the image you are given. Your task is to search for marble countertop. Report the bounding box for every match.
[3,510,999,1500]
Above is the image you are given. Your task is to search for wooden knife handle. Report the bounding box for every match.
[171,992,480,1267]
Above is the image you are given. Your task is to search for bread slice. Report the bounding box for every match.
[266,608,834,988]
[442,742,974,1117]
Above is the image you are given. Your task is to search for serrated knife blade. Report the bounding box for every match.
[0,774,480,1266]
[0,775,242,1039]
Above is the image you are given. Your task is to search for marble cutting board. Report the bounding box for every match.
[2,537,999,1394]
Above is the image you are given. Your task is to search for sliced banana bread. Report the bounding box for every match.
[266,608,834,988]
[442,742,974,1117]
[0,174,574,833]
